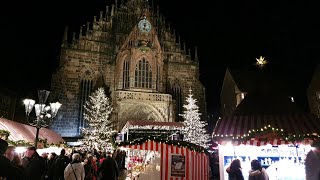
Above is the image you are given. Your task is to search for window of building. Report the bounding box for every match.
[172,84,182,122]
[79,79,93,132]
[123,59,130,88]
[156,64,161,91]
[134,58,152,88]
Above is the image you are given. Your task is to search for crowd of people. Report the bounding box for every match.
[226,159,269,180]
[0,138,127,180]
[226,143,320,180]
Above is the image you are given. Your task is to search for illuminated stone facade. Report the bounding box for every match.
[50,0,206,137]
[307,65,320,117]
[220,68,246,116]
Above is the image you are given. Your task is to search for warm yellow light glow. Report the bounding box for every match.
[255,56,268,66]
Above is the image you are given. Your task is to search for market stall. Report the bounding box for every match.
[0,117,65,149]
[121,121,184,141]
[213,114,320,180]
[117,138,209,180]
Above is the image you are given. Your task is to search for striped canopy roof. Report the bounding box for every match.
[0,118,65,144]
[213,114,320,139]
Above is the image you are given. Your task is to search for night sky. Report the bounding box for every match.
[1,0,320,113]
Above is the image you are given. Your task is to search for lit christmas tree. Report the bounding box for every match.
[81,87,115,151]
[180,88,210,148]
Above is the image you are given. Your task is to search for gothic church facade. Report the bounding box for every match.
[50,0,206,138]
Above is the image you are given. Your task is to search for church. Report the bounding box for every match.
[50,0,206,138]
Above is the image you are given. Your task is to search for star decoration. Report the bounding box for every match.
[255,56,268,67]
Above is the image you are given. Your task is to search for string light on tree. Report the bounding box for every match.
[80,87,116,151]
[179,88,211,148]
[255,56,268,67]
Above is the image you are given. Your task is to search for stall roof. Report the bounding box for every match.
[121,120,184,132]
[0,118,65,144]
[215,89,320,140]
[213,113,320,138]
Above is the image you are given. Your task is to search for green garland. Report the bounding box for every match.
[115,136,209,154]
[213,125,320,146]
[7,139,68,148]
[8,140,32,147]
[246,125,320,143]
[0,130,10,140]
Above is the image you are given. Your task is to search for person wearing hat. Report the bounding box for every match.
[305,139,320,180]
[0,138,23,179]
[23,146,46,179]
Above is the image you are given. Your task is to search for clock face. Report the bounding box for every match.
[138,19,152,32]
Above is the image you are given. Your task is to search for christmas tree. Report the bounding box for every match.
[81,87,115,150]
[180,88,210,148]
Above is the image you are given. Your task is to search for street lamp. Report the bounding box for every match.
[23,90,62,148]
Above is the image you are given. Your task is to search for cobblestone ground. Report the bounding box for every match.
[119,170,127,180]
[119,169,220,179]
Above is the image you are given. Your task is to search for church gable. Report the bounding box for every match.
[50,0,207,136]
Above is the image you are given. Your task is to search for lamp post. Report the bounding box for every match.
[23,90,61,148]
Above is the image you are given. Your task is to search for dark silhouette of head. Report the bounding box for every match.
[251,159,262,171]
[230,159,241,171]
[60,149,66,156]
[0,138,8,155]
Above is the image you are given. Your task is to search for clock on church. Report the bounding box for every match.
[138,19,152,33]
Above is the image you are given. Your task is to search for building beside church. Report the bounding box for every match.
[0,88,17,120]
[307,64,320,117]
[50,0,206,138]
[220,68,247,116]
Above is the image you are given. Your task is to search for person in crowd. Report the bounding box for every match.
[248,159,269,180]
[64,153,85,180]
[305,141,320,180]
[115,149,122,170]
[99,153,107,165]
[4,145,15,161]
[53,149,71,180]
[42,152,50,179]
[98,151,119,180]
[47,152,58,180]
[12,151,24,171]
[0,138,23,179]
[226,159,244,180]
[84,154,97,180]
[23,146,46,179]
[121,150,126,170]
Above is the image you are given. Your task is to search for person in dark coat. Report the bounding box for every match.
[226,159,244,180]
[98,151,119,180]
[53,149,70,180]
[0,138,23,180]
[23,146,46,180]
[47,152,58,180]
[305,141,320,180]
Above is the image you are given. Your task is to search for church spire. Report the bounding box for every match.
[195,46,199,61]
[61,26,68,47]
[79,26,83,38]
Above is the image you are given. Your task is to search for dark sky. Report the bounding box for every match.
[1,0,320,113]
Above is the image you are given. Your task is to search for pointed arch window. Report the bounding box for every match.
[172,84,182,122]
[135,58,152,88]
[79,79,93,133]
[156,64,161,91]
[123,59,130,88]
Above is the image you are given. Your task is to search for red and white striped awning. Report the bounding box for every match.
[120,140,209,180]
[0,118,64,144]
[213,114,320,138]
[122,140,161,151]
